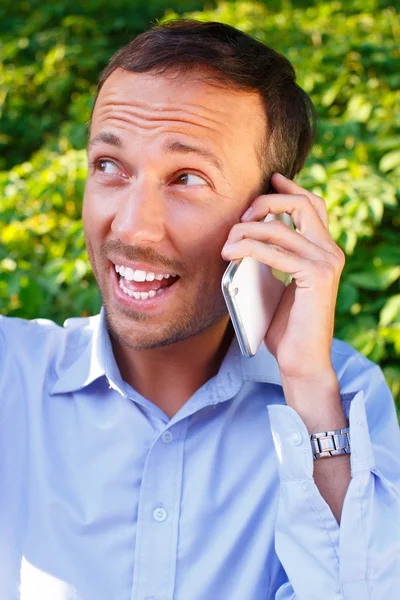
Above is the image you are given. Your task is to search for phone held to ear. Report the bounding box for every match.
[221,213,293,358]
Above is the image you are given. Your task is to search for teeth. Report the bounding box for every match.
[134,269,147,282]
[114,263,175,282]
[119,278,133,297]
[124,267,134,281]
[119,277,164,301]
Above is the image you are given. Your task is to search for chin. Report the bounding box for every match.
[104,299,228,351]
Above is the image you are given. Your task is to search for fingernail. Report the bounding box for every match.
[222,243,234,254]
[241,207,252,221]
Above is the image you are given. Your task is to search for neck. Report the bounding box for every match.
[111,316,234,419]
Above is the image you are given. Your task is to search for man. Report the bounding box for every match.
[1,20,399,600]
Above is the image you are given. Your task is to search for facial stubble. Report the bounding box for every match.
[103,273,229,350]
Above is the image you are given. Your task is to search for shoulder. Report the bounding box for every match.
[331,337,383,390]
[331,337,378,378]
[331,337,395,422]
[0,314,100,373]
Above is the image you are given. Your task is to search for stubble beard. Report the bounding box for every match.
[87,238,229,350]
[101,273,229,351]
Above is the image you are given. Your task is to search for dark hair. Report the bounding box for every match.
[94,20,316,191]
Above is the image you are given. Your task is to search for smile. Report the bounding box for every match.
[114,263,180,302]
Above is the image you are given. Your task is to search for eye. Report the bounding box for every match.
[175,172,208,186]
[95,159,122,175]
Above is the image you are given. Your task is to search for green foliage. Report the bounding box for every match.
[0,1,399,410]
[0,0,207,169]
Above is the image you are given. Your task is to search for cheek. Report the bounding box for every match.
[176,209,237,275]
[82,181,115,248]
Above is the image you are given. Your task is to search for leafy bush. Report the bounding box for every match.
[0,0,399,411]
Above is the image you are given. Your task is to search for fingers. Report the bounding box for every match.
[241,194,336,257]
[222,236,344,289]
[228,174,345,273]
[270,173,329,229]
[225,220,327,262]
[240,184,338,257]
[241,193,328,247]
[222,237,309,278]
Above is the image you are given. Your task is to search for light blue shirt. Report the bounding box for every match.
[1,309,400,600]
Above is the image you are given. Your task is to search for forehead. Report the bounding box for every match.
[91,68,265,162]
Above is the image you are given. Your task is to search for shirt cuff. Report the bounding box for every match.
[267,391,375,481]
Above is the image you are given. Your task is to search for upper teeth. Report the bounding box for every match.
[115,264,176,282]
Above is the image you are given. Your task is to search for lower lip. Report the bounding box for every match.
[110,267,179,311]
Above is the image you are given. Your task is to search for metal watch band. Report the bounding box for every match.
[310,424,351,460]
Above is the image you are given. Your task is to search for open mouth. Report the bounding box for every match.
[114,263,180,301]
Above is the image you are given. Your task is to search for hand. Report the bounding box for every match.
[221,173,345,383]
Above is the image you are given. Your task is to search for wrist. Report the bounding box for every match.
[281,370,347,433]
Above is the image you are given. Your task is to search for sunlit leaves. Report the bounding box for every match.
[380,296,400,327]
[380,150,400,173]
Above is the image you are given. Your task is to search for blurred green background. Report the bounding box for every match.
[0,0,399,411]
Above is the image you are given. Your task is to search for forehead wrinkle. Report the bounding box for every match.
[94,96,232,134]
[92,106,236,167]
[101,87,229,117]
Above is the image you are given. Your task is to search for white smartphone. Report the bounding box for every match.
[221,213,293,358]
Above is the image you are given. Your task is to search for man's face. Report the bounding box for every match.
[83,68,265,349]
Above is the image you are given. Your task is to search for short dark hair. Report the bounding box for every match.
[94,20,316,191]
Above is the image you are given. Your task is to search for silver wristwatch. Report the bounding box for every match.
[310,424,351,460]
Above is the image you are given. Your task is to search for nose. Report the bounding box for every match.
[111,179,166,245]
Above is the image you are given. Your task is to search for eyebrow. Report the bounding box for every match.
[88,131,227,179]
[88,131,122,149]
[163,140,225,176]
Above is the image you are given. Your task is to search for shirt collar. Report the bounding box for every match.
[51,308,111,395]
[51,308,282,396]
[209,329,281,401]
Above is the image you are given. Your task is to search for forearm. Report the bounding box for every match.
[268,363,400,598]
[281,370,351,523]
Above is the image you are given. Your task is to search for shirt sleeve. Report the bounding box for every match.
[267,365,400,600]
[0,317,5,387]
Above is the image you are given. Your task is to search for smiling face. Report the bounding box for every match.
[83,68,265,349]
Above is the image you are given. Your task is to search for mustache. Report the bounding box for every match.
[101,240,188,276]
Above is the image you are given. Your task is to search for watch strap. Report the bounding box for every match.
[310,424,351,460]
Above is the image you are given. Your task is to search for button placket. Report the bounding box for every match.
[130,420,188,600]
[153,507,167,522]
[161,431,173,444]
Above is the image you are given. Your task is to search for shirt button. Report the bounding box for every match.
[289,431,302,446]
[153,507,167,522]
[161,431,173,443]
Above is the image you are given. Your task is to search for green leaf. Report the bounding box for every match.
[382,365,400,407]
[379,150,400,173]
[336,282,358,313]
[368,197,384,224]
[348,266,400,291]
[380,295,400,327]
